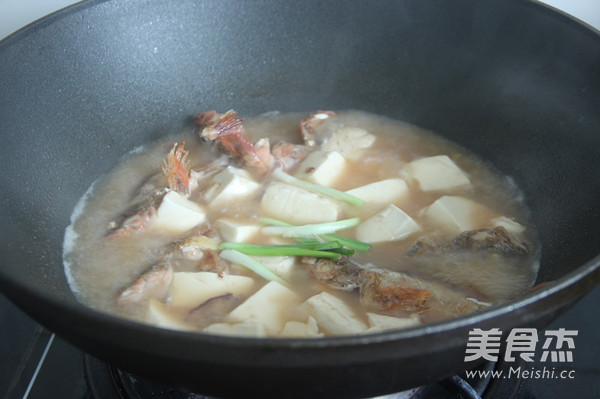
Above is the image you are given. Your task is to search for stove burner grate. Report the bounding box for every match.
[85,354,516,399]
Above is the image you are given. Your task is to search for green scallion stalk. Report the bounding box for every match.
[219,241,343,252]
[222,246,339,259]
[219,249,287,285]
[261,217,360,238]
[320,234,372,253]
[327,247,355,256]
[259,217,371,252]
[272,169,365,207]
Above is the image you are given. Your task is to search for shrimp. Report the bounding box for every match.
[107,142,195,237]
[299,110,336,147]
[106,201,159,237]
[271,141,310,172]
[162,142,192,196]
[117,262,174,305]
[143,223,230,274]
[167,234,230,274]
[197,110,273,176]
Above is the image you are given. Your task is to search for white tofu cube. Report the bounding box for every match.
[147,299,195,331]
[345,178,410,206]
[203,322,266,338]
[355,204,420,244]
[491,216,526,235]
[249,255,296,280]
[404,155,471,192]
[279,316,323,338]
[226,281,301,334]
[207,166,260,206]
[321,126,376,159]
[294,150,346,187]
[169,272,255,309]
[421,195,494,235]
[154,191,207,233]
[366,312,421,332]
[215,218,260,242]
[260,182,338,224]
[304,292,367,335]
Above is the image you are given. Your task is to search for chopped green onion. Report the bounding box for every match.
[219,249,287,285]
[222,246,339,259]
[327,247,355,256]
[272,168,365,207]
[220,241,343,252]
[321,234,372,253]
[262,217,360,238]
[219,242,342,258]
[259,217,371,252]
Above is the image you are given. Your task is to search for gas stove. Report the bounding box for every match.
[2,286,598,398]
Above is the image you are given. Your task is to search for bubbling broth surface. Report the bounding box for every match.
[63,110,539,337]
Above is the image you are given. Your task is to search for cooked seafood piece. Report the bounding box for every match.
[117,262,174,305]
[107,142,194,236]
[407,226,529,257]
[198,110,273,176]
[271,141,310,172]
[185,294,243,329]
[158,227,230,273]
[299,110,336,147]
[406,227,535,301]
[303,256,484,316]
[450,226,529,255]
[106,198,160,237]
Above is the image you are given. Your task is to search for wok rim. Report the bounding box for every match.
[2,0,599,47]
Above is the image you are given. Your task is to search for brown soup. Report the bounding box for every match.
[63,110,539,337]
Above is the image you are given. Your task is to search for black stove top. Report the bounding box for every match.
[2,287,599,398]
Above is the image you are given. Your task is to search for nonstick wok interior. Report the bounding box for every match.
[0,0,599,397]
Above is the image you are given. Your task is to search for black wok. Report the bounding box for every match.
[1,0,599,397]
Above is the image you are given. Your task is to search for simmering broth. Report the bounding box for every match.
[63,110,539,337]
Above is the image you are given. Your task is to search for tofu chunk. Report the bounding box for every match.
[206,166,260,207]
[366,313,421,332]
[345,178,410,206]
[154,191,206,233]
[491,216,526,235]
[203,322,266,338]
[249,255,296,280]
[421,195,495,236]
[355,204,420,244]
[304,292,368,335]
[169,272,255,309]
[147,299,195,331]
[215,218,260,242]
[279,316,323,338]
[294,150,346,187]
[321,126,376,159]
[404,155,471,192]
[260,182,338,224]
[226,281,301,334]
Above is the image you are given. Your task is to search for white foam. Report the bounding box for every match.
[128,144,147,155]
[62,179,98,295]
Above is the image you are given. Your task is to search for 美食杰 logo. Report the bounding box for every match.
[463,328,578,380]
